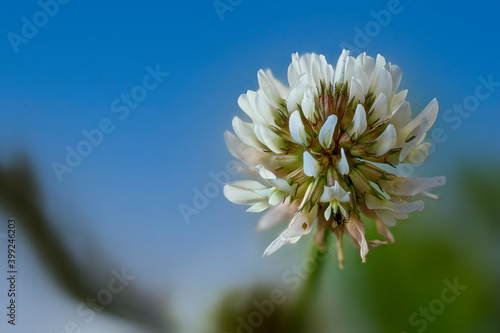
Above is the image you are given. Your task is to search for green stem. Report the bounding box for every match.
[284,232,331,332]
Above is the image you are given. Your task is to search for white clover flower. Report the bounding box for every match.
[319,181,350,221]
[223,50,446,267]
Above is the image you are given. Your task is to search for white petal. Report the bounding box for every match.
[268,190,287,206]
[301,86,316,122]
[227,180,267,190]
[356,53,375,79]
[238,91,267,124]
[319,185,333,202]
[346,217,369,262]
[254,123,285,154]
[337,148,349,175]
[264,69,289,99]
[375,209,397,227]
[390,101,411,131]
[376,209,408,227]
[379,176,446,197]
[398,99,438,145]
[349,78,365,104]
[343,56,356,85]
[258,69,283,107]
[368,54,387,92]
[289,110,308,146]
[338,204,347,217]
[224,131,272,167]
[354,63,369,94]
[263,205,318,257]
[255,164,276,180]
[255,165,293,193]
[257,199,294,230]
[272,179,293,194]
[232,117,264,150]
[334,49,350,84]
[391,89,407,112]
[246,201,271,213]
[286,74,309,114]
[367,124,397,155]
[325,64,334,86]
[402,142,431,164]
[349,104,367,138]
[374,67,393,100]
[303,151,321,178]
[311,55,322,88]
[255,89,278,127]
[414,98,439,129]
[334,184,351,203]
[314,54,334,87]
[287,52,302,88]
[318,114,338,149]
[263,236,287,257]
[368,93,388,124]
[254,187,274,197]
[281,205,318,239]
[418,191,439,200]
[319,182,350,202]
[299,53,316,87]
[389,64,402,96]
[365,195,424,214]
[324,204,332,220]
[223,181,267,205]
[287,53,322,89]
[399,117,430,162]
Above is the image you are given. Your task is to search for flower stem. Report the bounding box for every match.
[283,232,331,332]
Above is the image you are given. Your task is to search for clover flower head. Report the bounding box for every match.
[223,50,446,267]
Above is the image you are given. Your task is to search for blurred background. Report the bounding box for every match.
[0,1,499,332]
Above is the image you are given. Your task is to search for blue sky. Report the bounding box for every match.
[0,0,499,332]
